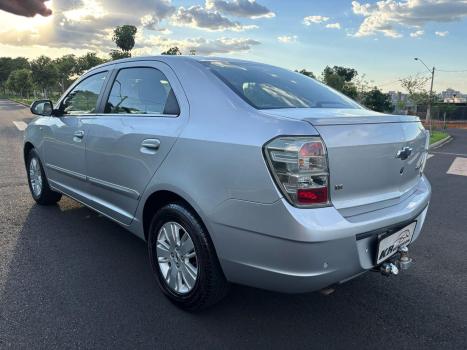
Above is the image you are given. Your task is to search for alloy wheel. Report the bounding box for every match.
[29,157,43,197]
[156,221,198,294]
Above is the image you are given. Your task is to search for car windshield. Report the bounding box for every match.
[201,60,360,110]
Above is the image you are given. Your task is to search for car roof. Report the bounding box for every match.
[92,55,255,71]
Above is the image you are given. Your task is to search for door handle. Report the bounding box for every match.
[73,130,85,142]
[74,130,85,138]
[140,139,161,152]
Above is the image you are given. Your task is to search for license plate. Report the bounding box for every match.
[376,222,417,265]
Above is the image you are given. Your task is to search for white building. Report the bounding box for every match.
[440,88,467,103]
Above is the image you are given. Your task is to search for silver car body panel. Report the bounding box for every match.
[81,60,190,224]
[24,56,431,293]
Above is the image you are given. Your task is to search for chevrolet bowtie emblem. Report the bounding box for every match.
[396,147,413,160]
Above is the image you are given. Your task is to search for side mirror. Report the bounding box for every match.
[30,100,54,116]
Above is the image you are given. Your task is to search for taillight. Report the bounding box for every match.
[264,136,330,207]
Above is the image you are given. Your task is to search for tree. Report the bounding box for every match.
[353,73,372,103]
[296,69,315,79]
[362,87,393,112]
[53,54,77,93]
[400,74,430,106]
[6,69,34,97]
[0,57,29,93]
[161,47,182,55]
[109,50,131,61]
[76,52,106,75]
[330,66,358,82]
[321,66,358,99]
[111,25,137,60]
[30,55,58,98]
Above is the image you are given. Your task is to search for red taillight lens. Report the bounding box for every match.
[297,188,328,204]
[264,136,330,208]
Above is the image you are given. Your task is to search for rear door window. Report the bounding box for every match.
[104,67,180,115]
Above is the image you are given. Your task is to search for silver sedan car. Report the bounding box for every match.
[24,56,431,310]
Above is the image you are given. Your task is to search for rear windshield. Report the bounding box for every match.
[201,60,360,110]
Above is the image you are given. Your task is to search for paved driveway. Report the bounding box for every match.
[0,99,466,349]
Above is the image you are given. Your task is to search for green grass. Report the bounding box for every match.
[9,97,34,106]
[430,131,449,145]
[3,94,61,107]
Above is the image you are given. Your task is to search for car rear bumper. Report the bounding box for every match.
[208,175,431,293]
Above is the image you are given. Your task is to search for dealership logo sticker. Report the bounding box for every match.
[376,223,416,264]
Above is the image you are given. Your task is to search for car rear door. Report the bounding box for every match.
[83,60,189,225]
[43,69,110,203]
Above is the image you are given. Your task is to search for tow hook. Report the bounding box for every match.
[379,246,413,276]
[398,246,413,270]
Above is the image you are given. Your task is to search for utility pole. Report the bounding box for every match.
[414,58,435,133]
[427,66,435,133]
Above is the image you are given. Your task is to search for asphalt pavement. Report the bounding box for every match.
[0,99,466,349]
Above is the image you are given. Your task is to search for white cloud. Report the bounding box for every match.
[171,5,257,31]
[0,0,261,56]
[140,14,173,32]
[303,15,329,25]
[140,35,261,55]
[325,22,341,29]
[352,0,467,38]
[435,30,449,37]
[0,0,176,51]
[206,0,275,19]
[352,1,371,16]
[277,35,298,43]
[304,16,341,30]
[62,0,107,21]
[140,0,176,31]
[410,30,424,37]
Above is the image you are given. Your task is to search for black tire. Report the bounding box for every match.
[148,203,229,311]
[26,148,62,205]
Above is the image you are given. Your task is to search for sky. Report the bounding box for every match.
[1,0,467,92]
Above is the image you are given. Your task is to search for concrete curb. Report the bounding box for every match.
[430,135,452,149]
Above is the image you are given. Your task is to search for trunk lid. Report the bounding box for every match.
[262,108,428,215]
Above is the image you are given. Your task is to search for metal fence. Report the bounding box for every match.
[410,104,467,129]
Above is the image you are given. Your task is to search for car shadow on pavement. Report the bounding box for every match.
[1,198,464,349]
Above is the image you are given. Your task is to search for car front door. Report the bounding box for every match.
[43,69,109,203]
[83,61,189,225]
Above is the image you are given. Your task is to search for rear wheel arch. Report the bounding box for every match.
[142,190,209,242]
[144,191,229,310]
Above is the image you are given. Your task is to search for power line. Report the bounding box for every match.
[437,69,467,73]
[378,72,432,87]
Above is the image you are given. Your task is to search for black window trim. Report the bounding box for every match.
[57,70,109,117]
[98,65,181,118]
